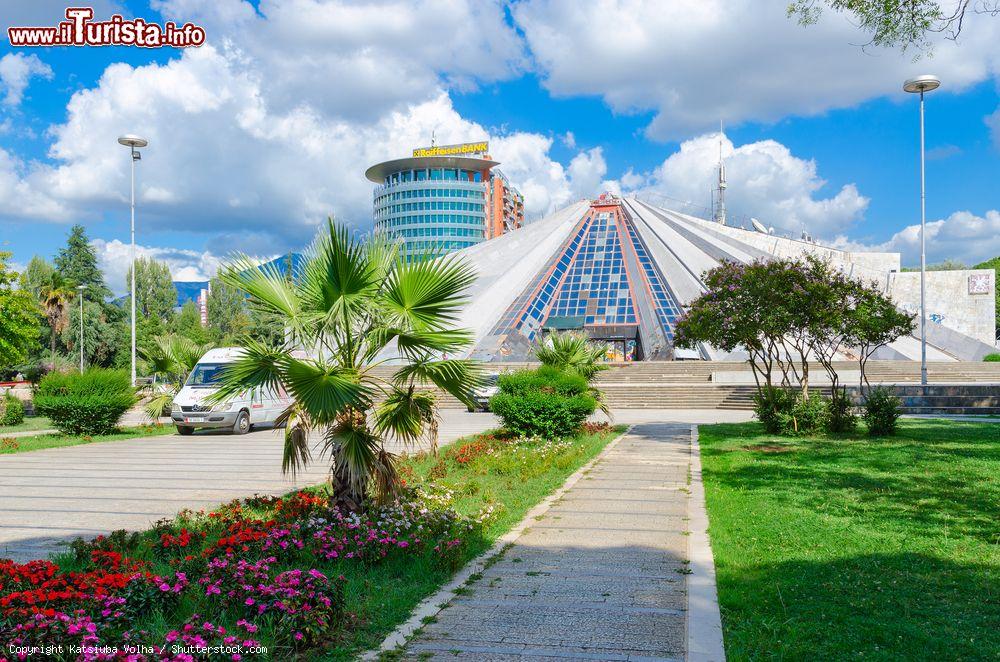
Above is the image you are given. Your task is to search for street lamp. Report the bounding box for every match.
[76,284,86,372]
[903,75,940,387]
[117,134,148,386]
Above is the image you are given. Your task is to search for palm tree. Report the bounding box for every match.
[212,221,481,511]
[535,331,611,418]
[139,334,214,420]
[37,272,76,355]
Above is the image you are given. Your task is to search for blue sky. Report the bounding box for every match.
[0,0,998,294]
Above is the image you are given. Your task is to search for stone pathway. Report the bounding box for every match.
[401,423,707,661]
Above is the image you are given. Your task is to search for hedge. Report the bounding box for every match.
[34,369,136,435]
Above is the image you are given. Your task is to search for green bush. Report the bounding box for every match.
[0,392,25,426]
[752,385,797,434]
[489,367,596,438]
[826,387,858,434]
[863,386,901,437]
[34,369,136,435]
[778,392,829,436]
[984,353,1000,362]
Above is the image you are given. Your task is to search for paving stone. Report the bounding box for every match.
[402,423,694,661]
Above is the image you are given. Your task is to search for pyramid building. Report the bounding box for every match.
[447,194,996,363]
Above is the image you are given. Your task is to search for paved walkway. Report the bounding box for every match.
[402,422,714,661]
[0,411,498,562]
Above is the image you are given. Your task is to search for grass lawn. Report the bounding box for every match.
[0,415,53,434]
[699,419,1000,661]
[0,422,176,454]
[31,424,624,659]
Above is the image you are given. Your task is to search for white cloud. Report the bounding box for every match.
[0,53,53,107]
[0,38,597,253]
[512,0,1000,139]
[615,131,868,237]
[152,0,526,121]
[831,209,1000,267]
[91,238,226,296]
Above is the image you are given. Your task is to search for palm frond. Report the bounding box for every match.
[373,388,438,448]
[393,358,482,409]
[323,421,380,499]
[299,220,379,329]
[282,358,371,425]
[275,404,312,476]
[219,255,301,329]
[210,339,288,403]
[381,253,476,331]
[395,329,475,357]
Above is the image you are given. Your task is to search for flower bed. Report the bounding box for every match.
[0,425,622,659]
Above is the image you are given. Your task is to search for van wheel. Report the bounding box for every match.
[176,426,193,436]
[233,410,251,435]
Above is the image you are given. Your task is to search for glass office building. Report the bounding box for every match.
[366,145,523,260]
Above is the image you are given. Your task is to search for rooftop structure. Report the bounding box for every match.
[421,194,997,363]
[366,142,524,260]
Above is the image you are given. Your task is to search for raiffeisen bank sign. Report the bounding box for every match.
[412,141,489,158]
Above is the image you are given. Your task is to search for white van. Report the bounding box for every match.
[170,347,291,435]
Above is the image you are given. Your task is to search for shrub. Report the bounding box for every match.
[864,386,901,436]
[752,386,797,434]
[826,387,857,434]
[489,367,596,438]
[984,353,1000,362]
[778,392,830,436]
[0,391,25,426]
[34,369,135,435]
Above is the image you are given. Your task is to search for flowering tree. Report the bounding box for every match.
[675,256,913,399]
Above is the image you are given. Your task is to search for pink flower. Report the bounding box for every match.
[293,632,304,641]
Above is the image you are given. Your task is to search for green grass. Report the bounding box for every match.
[0,422,176,453]
[48,424,625,659]
[0,415,53,434]
[699,419,1000,661]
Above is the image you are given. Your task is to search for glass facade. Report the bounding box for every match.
[490,204,684,350]
[372,167,488,260]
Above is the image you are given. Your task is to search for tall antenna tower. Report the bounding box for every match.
[714,121,727,225]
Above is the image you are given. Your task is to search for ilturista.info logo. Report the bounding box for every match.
[7,7,206,48]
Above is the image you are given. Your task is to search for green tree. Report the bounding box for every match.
[54,224,111,301]
[37,270,77,356]
[0,252,41,369]
[206,276,249,341]
[788,1,999,53]
[213,221,481,511]
[18,256,55,300]
[172,300,212,345]
[127,257,177,322]
[62,299,120,368]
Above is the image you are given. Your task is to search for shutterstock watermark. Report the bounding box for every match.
[7,7,206,48]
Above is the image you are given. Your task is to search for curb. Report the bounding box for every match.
[686,425,727,662]
[360,425,632,660]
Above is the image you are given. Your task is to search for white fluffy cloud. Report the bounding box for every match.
[513,0,1000,139]
[91,238,226,296]
[0,53,53,107]
[614,132,869,237]
[832,209,1000,267]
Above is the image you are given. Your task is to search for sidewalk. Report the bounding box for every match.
[399,422,725,661]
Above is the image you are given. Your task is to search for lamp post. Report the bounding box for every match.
[117,134,148,386]
[903,75,940,388]
[76,284,86,372]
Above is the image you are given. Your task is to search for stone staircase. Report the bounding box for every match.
[372,360,1000,412]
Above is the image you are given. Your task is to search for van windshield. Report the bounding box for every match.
[185,363,227,388]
